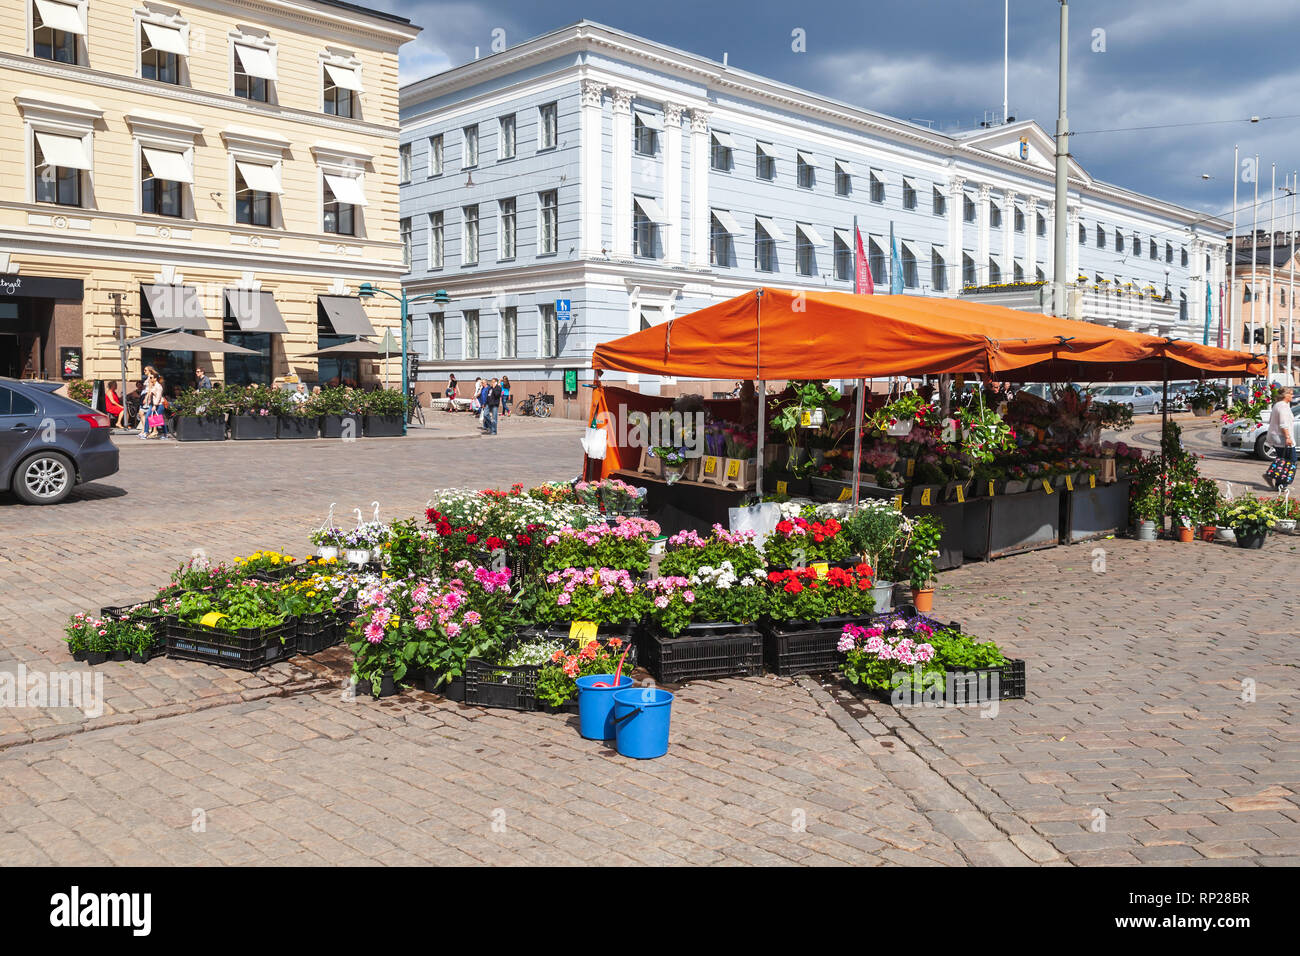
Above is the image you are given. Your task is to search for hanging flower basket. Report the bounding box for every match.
[886,418,914,437]
[800,407,826,428]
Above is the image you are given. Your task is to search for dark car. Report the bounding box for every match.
[0,378,119,504]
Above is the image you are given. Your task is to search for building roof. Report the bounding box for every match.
[314,0,412,26]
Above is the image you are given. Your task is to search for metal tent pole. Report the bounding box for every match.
[754,290,764,498]
[851,378,865,512]
[1160,356,1170,534]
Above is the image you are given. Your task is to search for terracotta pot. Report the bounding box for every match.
[1200,526,1217,542]
[1176,527,1195,543]
[910,587,935,613]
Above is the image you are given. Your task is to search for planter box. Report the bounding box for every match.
[963,490,1060,561]
[463,657,543,712]
[320,414,361,439]
[171,415,227,442]
[229,414,278,440]
[363,414,404,437]
[277,415,319,439]
[639,624,763,684]
[854,659,1026,706]
[764,469,811,497]
[166,618,297,671]
[1061,479,1131,543]
[763,615,871,676]
[355,673,399,698]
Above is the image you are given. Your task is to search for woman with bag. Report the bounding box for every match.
[142,368,166,440]
[443,374,458,413]
[1264,387,1296,490]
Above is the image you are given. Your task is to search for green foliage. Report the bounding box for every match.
[67,379,94,405]
[906,514,943,590]
[361,388,407,416]
[1222,494,1275,536]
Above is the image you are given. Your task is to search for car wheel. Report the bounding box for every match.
[12,451,75,505]
[1151,401,1161,415]
[1255,434,1277,461]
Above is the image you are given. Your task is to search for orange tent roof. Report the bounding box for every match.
[590,288,1266,382]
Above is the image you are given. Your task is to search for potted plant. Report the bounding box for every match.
[1270,496,1299,534]
[1195,479,1223,541]
[362,388,407,437]
[762,564,875,675]
[1222,495,1273,549]
[1168,481,1198,542]
[315,386,364,438]
[905,514,942,612]
[767,381,845,489]
[228,384,284,439]
[169,386,230,441]
[652,445,691,484]
[839,500,910,612]
[1189,382,1227,417]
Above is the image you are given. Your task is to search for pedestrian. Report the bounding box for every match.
[195,367,213,390]
[500,375,511,416]
[444,374,458,413]
[483,377,502,435]
[477,378,492,430]
[471,376,483,417]
[290,383,309,405]
[140,367,165,439]
[1264,386,1296,490]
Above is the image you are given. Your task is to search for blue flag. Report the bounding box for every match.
[889,222,904,294]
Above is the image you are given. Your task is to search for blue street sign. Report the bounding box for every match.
[556,298,571,321]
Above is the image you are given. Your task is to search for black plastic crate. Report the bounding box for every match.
[464,632,637,711]
[99,599,159,619]
[165,619,297,671]
[295,612,343,654]
[763,615,871,676]
[857,658,1026,706]
[640,625,763,684]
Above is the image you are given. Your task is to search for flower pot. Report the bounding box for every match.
[886,418,914,437]
[1276,519,1297,534]
[1135,520,1157,541]
[1236,530,1267,549]
[172,415,227,442]
[870,580,894,613]
[1191,404,1214,418]
[355,673,398,698]
[111,649,129,661]
[277,415,319,439]
[229,414,279,440]
[800,407,826,428]
[662,463,686,485]
[1215,527,1236,543]
[71,648,86,662]
[320,413,361,439]
[649,536,668,555]
[85,651,108,665]
[1003,479,1029,495]
[363,414,404,437]
[1176,526,1195,543]
[1199,525,1217,542]
[910,587,934,613]
[316,546,339,560]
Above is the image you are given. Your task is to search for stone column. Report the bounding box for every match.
[1003,190,1017,278]
[1025,198,1039,279]
[688,108,710,268]
[976,184,991,284]
[948,176,965,292]
[610,88,633,257]
[1067,203,1081,291]
[579,80,605,257]
[663,103,684,264]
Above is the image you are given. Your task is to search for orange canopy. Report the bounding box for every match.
[590,288,1266,383]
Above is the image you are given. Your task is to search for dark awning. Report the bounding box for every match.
[141,283,209,331]
[224,289,288,333]
[304,340,385,358]
[317,295,375,336]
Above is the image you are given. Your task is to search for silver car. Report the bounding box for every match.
[1090,383,1164,415]
[1220,401,1300,460]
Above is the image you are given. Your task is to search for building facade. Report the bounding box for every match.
[399,21,1229,416]
[0,0,419,394]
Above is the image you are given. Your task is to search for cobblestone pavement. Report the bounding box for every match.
[2,417,1297,865]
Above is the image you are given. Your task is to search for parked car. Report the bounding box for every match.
[0,378,119,504]
[1013,383,1087,401]
[1089,383,1164,415]
[1220,400,1300,460]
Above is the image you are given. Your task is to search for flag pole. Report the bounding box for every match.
[1270,163,1277,375]
[1251,154,1259,354]
[1290,172,1297,384]
[1229,145,1238,352]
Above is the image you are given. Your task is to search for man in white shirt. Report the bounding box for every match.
[1264,387,1296,490]
[290,383,309,405]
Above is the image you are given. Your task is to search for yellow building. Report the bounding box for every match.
[0,0,420,394]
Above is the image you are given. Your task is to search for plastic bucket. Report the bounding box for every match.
[611,687,674,759]
[575,674,635,740]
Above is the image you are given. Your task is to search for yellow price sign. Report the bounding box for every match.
[906,458,916,478]
[199,611,227,628]
[1089,474,1096,489]
[569,621,599,642]
[988,480,996,497]
[1065,475,1074,492]
[725,458,742,479]
[955,484,966,503]
[1041,478,1053,495]
[893,494,903,511]
[800,410,812,427]
[703,456,718,476]
[811,561,829,578]
[837,487,852,501]
[776,480,788,496]
[920,487,932,506]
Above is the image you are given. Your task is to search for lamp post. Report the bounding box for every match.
[357,283,450,434]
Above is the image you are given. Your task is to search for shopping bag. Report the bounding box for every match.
[581,427,607,459]
[147,413,165,428]
[728,502,780,542]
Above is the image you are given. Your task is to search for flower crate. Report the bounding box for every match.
[277,415,319,439]
[320,413,361,438]
[295,612,344,654]
[363,414,404,437]
[639,623,763,684]
[171,415,227,442]
[99,600,168,662]
[165,618,297,671]
[463,656,544,712]
[229,414,278,440]
[763,615,872,676]
[856,658,1026,706]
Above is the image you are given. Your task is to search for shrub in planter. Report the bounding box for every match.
[226,383,287,439]
[277,403,320,439]
[169,385,233,441]
[765,564,875,624]
[839,499,911,585]
[685,562,768,625]
[537,567,647,625]
[904,515,942,612]
[361,388,407,436]
[1223,495,1274,548]
[313,385,364,437]
[840,614,1009,697]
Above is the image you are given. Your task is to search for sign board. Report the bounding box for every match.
[563,368,578,396]
[556,298,572,322]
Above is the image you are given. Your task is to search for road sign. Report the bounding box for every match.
[556,298,572,322]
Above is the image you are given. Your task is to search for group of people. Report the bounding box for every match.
[443,374,511,435]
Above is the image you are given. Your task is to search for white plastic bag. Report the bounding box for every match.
[728,502,780,543]
[581,427,608,459]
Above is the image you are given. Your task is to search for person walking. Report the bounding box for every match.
[500,375,512,417]
[444,374,458,413]
[471,376,484,419]
[140,367,164,439]
[482,377,502,435]
[1264,386,1296,490]
[477,378,492,430]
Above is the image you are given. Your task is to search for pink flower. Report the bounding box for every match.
[446,622,461,637]
[654,595,669,609]
[556,592,571,606]
[364,622,384,643]
[463,611,481,625]
[415,613,432,629]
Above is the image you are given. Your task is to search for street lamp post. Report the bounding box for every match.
[358,283,449,434]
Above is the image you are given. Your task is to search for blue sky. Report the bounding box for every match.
[370,0,1300,227]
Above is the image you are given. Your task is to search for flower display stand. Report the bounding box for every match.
[277,415,319,439]
[171,415,227,442]
[853,658,1026,706]
[320,414,361,438]
[962,489,1060,561]
[166,619,297,671]
[762,615,871,676]
[363,415,404,437]
[1061,478,1131,543]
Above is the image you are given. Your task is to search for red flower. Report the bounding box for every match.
[485,536,505,551]
[776,520,794,535]
[784,580,804,594]
[516,533,532,546]
[436,521,453,536]
[466,533,479,545]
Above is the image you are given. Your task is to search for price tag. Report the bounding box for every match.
[703,456,718,476]
[776,480,788,496]
[906,458,916,478]
[893,495,903,511]
[920,487,932,506]
[837,487,852,501]
[811,562,829,578]
[569,621,599,642]
[1041,478,1053,495]
[955,484,965,503]
[1065,475,1074,492]
[800,410,812,427]
[988,480,996,497]
[199,611,227,628]
[725,458,742,479]
[1089,474,1096,489]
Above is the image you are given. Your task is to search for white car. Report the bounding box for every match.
[1220,401,1300,460]
[1090,383,1164,415]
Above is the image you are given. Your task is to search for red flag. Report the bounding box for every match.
[854,226,874,295]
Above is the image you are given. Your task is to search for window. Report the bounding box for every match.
[538,102,557,150]
[902,179,917,210]
[463,310,480,360]
[962,253,976,286]
[462,205,479,264]
[462,125,479,168]
[428,211,443,269]
[835,161,852,197]
[633,199,660,258]
[901,243,918,288]
[538,190,558,255]
[429,313,445,359]
[33,0,82,64]
[140,150,183,217]
[870,170,885,204]
[1015,206,1025,233]
[796,152,815,189]
[234,165,272,226]
[1179,294,1188,322]
[1036,212,1046,236]
[427,134,443,176]
[634,112,658,155]
[1096,224,1106,248]
[755,219,777,272]
[1150,239,1158,260]
[796,226,816,276]
[498,197,516,260]
[33,135,83,207]
[964,194,976,223]
[710,213,735,268]
[933,187,946,216]
[233,44,274,102]
[501,306,518,360]
[1013,260,1024,282]
[1131,233,1139,254]
[499,113,516,160]
[834,232,852,281]
[141,22,182,84]
[323,178,355,235]
[1115,230,1124,253]
[1166,242,1174,264]
[755,143,775,181]
[931,248,947,292]
[711,132,734,171]
[399,143,411,183]
[399,217,411,268]
[989,258,1001,284]
[1035,265,1045,282]
[990,203,1001,229]
[323,66,356,118]
[1181,247,1189,266]
[539,303,558,358]
[1079,222,1086,245]
[869,239,886,285]
[1243,284,1253,303]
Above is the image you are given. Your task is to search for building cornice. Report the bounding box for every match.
[222,0,420,44]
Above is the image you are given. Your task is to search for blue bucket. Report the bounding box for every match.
[611,687,674,759]
[575,674,635,740]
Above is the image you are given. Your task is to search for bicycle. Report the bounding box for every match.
[407,389,426,426]
[516,392,553,418]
